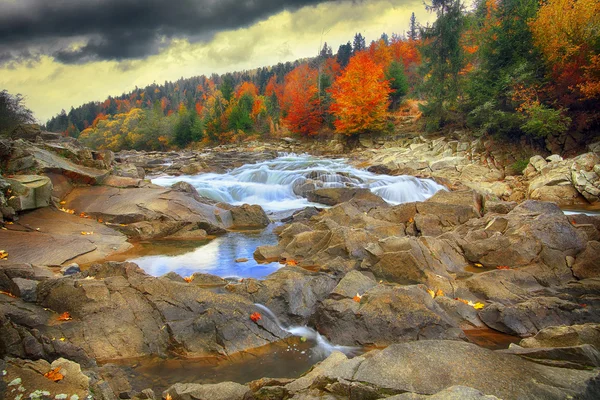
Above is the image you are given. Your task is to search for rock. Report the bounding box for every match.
[189,273,227,287]
[351,341,600,399]
[12,277,38,302]
[501,343,600,369]
[429,157,465,171]
[426,189,483,216]
[530,185,582,205]
[5,175,53,211]
[113,163,145,179]
[329,270,376,300]
[103,175,144,188]
[61,263,81,276]
[483,201,517,214]
[217,203,270,229]
[0,207,131,265]
[387,386,500,400]
[520,324,600,349]
[315,285,463,346]
[163,382,251,400]
[50,358,90,390]
[572,241,600,279]
[306,188,387,207]
[34,262,287,360]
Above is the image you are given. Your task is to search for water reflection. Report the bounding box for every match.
[127,225,281,279]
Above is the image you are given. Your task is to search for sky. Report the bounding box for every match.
[0,0,443,123]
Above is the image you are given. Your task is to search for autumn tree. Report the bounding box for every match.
[330,52,391,136]
[419,0,466,130]
[281,64,323,136]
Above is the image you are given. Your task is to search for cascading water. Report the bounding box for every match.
[254,304,359,358]
[153,153,445,211]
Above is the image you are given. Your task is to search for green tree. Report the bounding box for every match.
[409,12,419,41]
[419,0,466,130]
[220,75,235,102]
[336,42,353,68]
[0,90,35,134]
[385,61,409,110]
[228,93,254,133]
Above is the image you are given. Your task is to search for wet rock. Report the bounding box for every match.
[315,285,463,346]
[306,188,387,207]
[113,163,145,179]
[386,386,500,400]
[189,272,228,287]
[520,324,600,349]
[5,175,53,211]
[163,382,251,400]
[228,266,337,325]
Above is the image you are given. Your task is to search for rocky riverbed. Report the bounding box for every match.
[1,128,600,399]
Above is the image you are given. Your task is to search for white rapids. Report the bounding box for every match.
[153,153,445,211]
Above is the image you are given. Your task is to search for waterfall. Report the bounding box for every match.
[254,304,359,358]
[153,154,445,211]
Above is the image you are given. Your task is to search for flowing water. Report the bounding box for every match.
[152,153,445,212]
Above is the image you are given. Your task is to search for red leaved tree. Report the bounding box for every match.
[281,64,323,136]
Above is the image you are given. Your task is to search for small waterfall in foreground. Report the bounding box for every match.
[254,304,359,358]
[153,153,445,211]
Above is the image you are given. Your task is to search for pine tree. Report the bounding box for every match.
[419,0,465,130]
[409,12,419,41]
[353,33,366,53]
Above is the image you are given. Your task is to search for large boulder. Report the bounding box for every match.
[306,188,387,207]
[314,285,463,346]
[217,203,270,229]
[31,262,288,360]
[5,175,53,211]
[163,382,251,400]
[520,324,600,349]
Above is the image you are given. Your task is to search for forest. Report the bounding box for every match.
[44,0,600,152]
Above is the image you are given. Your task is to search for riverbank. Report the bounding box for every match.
[1,130,600,399]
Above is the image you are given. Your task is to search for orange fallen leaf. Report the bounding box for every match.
[250,312,262,322]
[165,394,173,400]
[183,276,195,283]
[60,208,75,214]
[58,312,72,321]
[60,201,66,205]
[435,289,445,297]
[496,266,510,270]
[80,231,94,235]
[97,218,103,223]
[285,259,298,266]
[0,250,8,260]
[353,293,363,302]
[455,297,469,305]
[0,290,16,298]
[44,367,64,382]
[408,217,414,223]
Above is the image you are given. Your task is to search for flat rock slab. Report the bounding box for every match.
[0,207,131,265]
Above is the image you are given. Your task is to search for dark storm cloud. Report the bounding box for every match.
[0,0,340,65]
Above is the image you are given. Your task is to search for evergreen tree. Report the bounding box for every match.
[336,42,353,68]
[353,33,366,53]
[220,74,235,102]
[385,61,409,110]
[419,0,465,130]
[409,12,419,41]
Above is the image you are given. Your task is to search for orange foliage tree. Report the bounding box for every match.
[281,64,323,136]
[530,0,600,102]
[330,52,391,136]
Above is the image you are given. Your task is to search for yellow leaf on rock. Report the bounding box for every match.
[435,289,445,297]
[474,263,483,268]
[81,231,94,235]
[473,302,485,310]
[0,250,8,260]
[426,289,435,298]
[165,394,173,400]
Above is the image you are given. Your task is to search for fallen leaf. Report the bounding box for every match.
[60,201,66,205]
[0,250,8,260]
[57,312,72,321]
[59,338,66,342]
[472,302,485,310]
[165,394,173,400]
[183,276,194,283]
[580,304,587,308]
[250,312,262,322]
[80,231,94,235]
[97,218,103,223]
[44,367,64,382]
[285,259,298,266]
[6,221,14,225]
[496,265,510,270]
[435,289,445,297]
[353,293,363,302]
[408,217,414,224]
[60,208,75,214]
[474,263,483,268]
[426,289,435,298]
[0,290,16,298]
[455,297,469,305]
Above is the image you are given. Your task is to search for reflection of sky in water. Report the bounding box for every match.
[131,226,281,279]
